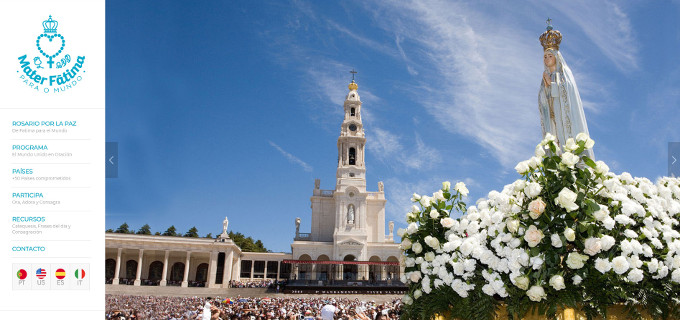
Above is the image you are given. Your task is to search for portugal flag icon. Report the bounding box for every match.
[16,269,27,280]
[55,268,66,279]
[74,269,86,279]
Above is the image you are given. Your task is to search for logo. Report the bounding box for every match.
[55,268,66,279]
[74,268,86,279]
[16,15,86,94]
[36,268,46,279]
[16,269,27,280]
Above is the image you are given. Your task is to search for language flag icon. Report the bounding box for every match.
[36,268,46,279]
[74,269,86,279]
[55,268,66,279]
[16,269,27,280]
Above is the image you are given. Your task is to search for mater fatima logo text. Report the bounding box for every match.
[16,15,86,94]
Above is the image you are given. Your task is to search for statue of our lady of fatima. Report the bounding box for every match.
[538,19,595,159]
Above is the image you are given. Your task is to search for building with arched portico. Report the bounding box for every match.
[104,80,403,290]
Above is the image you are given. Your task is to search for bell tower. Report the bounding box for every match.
[336,79,366,193]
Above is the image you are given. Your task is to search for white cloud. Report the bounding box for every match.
[367,129,442,171]
[268,141,313,172]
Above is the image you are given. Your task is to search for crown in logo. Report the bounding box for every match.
[539,18,562,51]
[42,15,58,34]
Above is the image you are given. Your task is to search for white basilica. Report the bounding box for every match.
[104,79,402,289]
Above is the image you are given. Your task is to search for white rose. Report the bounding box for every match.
[413,289,422,299]
[526,285,547,302]
[409,271,422,283]
[595,161,609,175]
[412,242,423,254]
[564,228,576,242]
[565,138,578,152]
[525,182,542,198]
[543,132,556,143]
[514,275,530,290]
[411,193,421,202]
[432,191,445,202]
[603,217,615,230]
[454,182,469,197]
[561,151,580,168]
[593,206,609,221]
[420,196,432,208]
[424,252,435,262]
[528,198,546,219]
[612,256,630,275]
[551,233,563,248]
[555,188,579,212]
[397,228,406,238]
[528,156,541,169]
[535,144,546,157]
[425,236,440,249]
[442,181,451,192]
[524,225,544,248]
[400,238,412,250]
[575,133,588,143]
[585,138,595,149]
[515,161,530,174]
[402,295,413,305]
[549,275,566,290]
[441,217,455,228]
[627,268,644,283]
[594,258,612,274]
[411,205,420,214]
[672,269,680,283]
[506,219,520,234]
[406,223,418,235]
[572,275,583,285]
[584,237,602,256]
[566,252,588,269]
[429,209,439,219]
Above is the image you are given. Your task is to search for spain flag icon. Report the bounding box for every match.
[55,268,66,279]
[74,269,86,279]
[16,269,27,280]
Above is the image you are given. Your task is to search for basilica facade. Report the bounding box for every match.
[104,80,402,288]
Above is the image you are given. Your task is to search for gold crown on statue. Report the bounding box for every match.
[539,18,562,51]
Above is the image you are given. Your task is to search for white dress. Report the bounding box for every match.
[538,49,594,159]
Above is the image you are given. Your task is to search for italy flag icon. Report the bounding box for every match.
[74,269,86,279]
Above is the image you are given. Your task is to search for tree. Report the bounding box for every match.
[115,223,132,234]
[154,232,161,236]
[184,226,199,237]
[162,225,177,236]
[227,231,268,252]
[136,224,152,235]
[205,233,213,239]
[105,228,114,233]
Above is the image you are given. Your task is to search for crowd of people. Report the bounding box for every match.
[105,295,402,320]
[228,280,275,288]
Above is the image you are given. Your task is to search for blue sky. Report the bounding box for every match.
[106,1,680,253]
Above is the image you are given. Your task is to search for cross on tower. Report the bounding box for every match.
[350,69,357,81]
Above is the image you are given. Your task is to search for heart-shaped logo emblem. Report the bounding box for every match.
[36,34,65,59]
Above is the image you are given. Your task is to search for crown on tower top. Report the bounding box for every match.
[348,80,358,91]
[43,15,58,34]
[539,18,561,51]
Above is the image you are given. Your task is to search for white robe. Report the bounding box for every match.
[538,50,594,159]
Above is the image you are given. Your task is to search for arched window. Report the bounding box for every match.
[148,261,163,281]
[349,148,356,165]
[350,108,355,116]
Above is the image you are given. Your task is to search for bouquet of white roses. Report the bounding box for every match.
[399,134,680,320]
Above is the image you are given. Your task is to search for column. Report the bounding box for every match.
[250,260,254,281]
[311,264,316,281]
[181,251,191,287]
[133,249,144,286]
[264,261,268,281]
[221,250,234,288]
[276,261,280,281]
[113,248,122,285]
[207,251,217,288]
[234,257,241,281]
[160,250,170,286]
[381,265,386,282]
